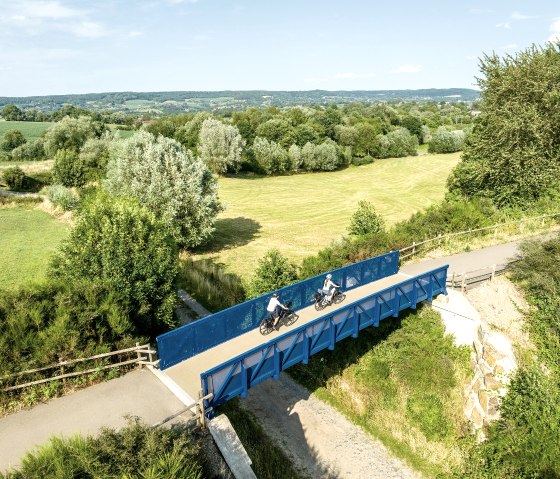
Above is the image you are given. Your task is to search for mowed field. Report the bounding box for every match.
[0,121,53,141]
[0,208,69,289]
[194,152,461,277]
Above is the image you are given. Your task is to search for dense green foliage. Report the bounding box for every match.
[2,166,25,189]
[0,419,204,479]
[198,118,244,174]
[348,200,386,236]
[10,139,46,162]
[105,131,222,248]
[51,193,178,336]
[52,148,85,187]
[449,44,560,206]
[247,249,299,298]
[428,127,465,153]
[43,115,106,158]
[0,129,26,152]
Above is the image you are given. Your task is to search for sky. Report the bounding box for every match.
[0,0,559,97]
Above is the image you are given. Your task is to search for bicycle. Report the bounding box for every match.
[259,301,299,335]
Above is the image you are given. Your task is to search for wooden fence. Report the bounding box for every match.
[1,343,157,392]
[399,213,560,260]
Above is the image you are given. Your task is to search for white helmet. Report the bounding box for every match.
[326,274,332,279]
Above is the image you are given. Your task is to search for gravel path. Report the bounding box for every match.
[241,374,419,479]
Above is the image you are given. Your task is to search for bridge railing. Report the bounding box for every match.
[200,265,448,410]
[157,251,400,369]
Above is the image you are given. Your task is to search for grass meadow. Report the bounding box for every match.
[194,152,461,277]
[0,208,69,289]
[0,121,53,142]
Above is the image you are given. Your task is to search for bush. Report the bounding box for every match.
[348,200,385,236]
[428,127,465,153]
[43,115,105,157]
[198,118,245,174]
[377,127,418,158]
[2,166,25,190]
[52,148,86,187]
[47,184,79,210]
[51,193,179,336]
[1,419,204,479]
[351,155,374,166]
[247,249,299,298]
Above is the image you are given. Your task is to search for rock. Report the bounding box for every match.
[478,358,494,376]
[473,338,484,358]
[482,348,499,369]
[484,375,502,391]
[477,389,489,412]
[470,402,485,429]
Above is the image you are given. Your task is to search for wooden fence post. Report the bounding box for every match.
[136,342,142,368]
[461,272,466,293]
[451,271,456,289]
[412,241,416,255]
[491,264,496,281]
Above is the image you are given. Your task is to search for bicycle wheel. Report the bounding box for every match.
[284,312,299,327]
[314,300,326,311]
[333,292,346,304]
[259,318,274,335]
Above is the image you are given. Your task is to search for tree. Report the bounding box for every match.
[0,129,26,152]
[348,200,385,236]
[1,104,23,121]
[247,249,298,298]
[43,116,105,158]
[255,118,293,146]
[428,127,465,153]
[174,112,210,152]
[448,44,560,206]
[355,122,383,157]
[334,125,359,147]
[105,131,222,248]
[52,149,86,187]
[252,137,291,174]
[401,116,424,143]
[198,118,245,174]
[78,136,112,181]
[2,166,25,190]
[301,139,340,171]
[381,127,418,157]
[51,193,178,335]
[10,140,45,162]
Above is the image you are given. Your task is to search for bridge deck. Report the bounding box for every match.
[164,272,411,399]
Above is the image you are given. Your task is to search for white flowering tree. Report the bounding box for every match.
[105,131,222,248]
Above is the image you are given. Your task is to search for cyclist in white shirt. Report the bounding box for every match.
[322,274,340,303]
[266,293,288,328]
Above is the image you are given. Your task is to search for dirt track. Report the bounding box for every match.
[240,373,419,479]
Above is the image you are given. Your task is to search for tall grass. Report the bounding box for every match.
[289,307,471,477]
[178,257,246,313]
[0,418,205,479]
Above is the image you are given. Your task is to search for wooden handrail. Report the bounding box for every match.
[1,343,153,381]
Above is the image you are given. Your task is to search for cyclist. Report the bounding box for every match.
[322,274,340,304]
[266,293,288,329]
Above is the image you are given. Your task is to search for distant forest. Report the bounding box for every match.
[0,89,479,115]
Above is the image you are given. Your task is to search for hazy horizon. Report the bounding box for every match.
[0,0,558,97]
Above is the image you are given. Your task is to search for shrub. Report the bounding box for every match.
[2,166,25,190]
[43,115,105,157]
[52,148,86,187]
[377,127,418,158]
[348,200,385,236]
[1,419,204,479]
[247,249,299,298]
[78,136,112,181]
[105,131,222,248]
[50,193,178,336]
[351,155,374,166]
[47,184,79,210]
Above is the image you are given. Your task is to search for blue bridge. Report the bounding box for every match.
[156,251,448,415]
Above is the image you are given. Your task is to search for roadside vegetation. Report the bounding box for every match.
[0,419,205,479]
